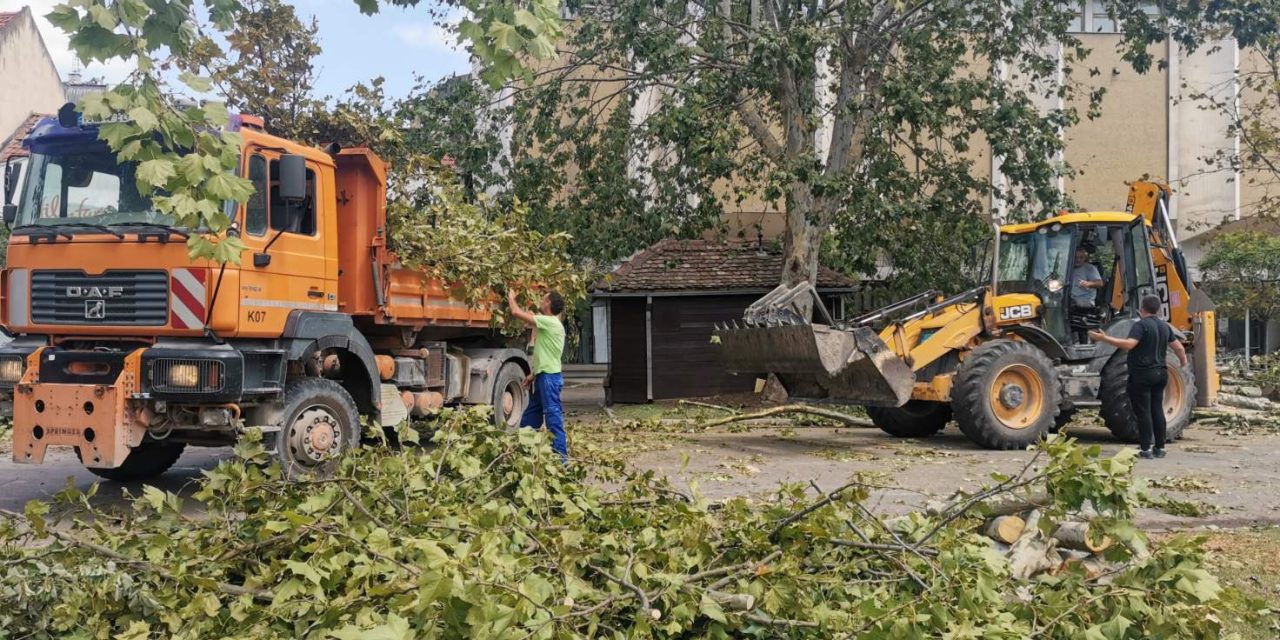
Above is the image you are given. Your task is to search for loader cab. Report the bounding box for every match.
[997,213,1158,348]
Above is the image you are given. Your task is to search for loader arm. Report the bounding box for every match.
[1127,179,1219,406]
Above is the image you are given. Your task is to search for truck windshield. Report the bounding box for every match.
[997,227,1073,294]
[16,150,175,227]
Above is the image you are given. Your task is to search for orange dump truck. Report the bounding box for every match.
[0,106,531,479]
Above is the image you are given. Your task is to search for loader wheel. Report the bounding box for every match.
[78,442,186,482]
[867,402,952,438]
[492,362,529,428]
[275,377,360,479]
[1099,350,1195,443]
[953,340,1060,450]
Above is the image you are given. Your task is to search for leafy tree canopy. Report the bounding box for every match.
[48,0,563,263]
[1199,230,1280,323]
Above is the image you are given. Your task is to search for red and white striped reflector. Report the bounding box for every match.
[169,268,208,329]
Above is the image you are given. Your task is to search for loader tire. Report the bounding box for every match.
[78,442,186,482]
[867,402,952,438]
[953,340,1060,450]
[1099,349,1195,444]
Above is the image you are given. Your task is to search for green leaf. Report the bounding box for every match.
[136,158,175,188]
[97,122,136,151]
[699,595,726,624]
[204,172,254,201]
[129,106,159,131]
[329,613,411,640]
[283,559,325,585]
[177,154,208,183]
[179,71,212,93]
[514,9,542,34]
[487,21,520,53]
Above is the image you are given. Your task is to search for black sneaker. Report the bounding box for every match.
[1138,449,1154,459]
[1153,449,1167,459]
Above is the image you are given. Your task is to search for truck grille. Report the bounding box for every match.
[31,270,169,326]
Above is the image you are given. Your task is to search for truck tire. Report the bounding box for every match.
[78,442,186,482]
[275,377,360,479]
[953,340,1060,450]
[1099,349,1195,443]
[492,362,529,428]
[867,402,952,438]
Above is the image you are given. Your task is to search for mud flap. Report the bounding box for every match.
[715,322,916,407]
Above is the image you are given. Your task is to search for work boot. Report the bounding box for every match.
[1138,449,1154,459]
[1153,449,1167,459]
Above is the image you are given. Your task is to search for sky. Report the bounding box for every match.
[1,0,473,101]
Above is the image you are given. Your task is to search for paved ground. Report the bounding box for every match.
[2,388,1277,531]
[614,419,1280,530]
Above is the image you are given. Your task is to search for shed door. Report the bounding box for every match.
[608,297,649,403]
[650,295,756,400]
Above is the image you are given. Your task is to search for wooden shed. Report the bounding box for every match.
[594,239,856,403]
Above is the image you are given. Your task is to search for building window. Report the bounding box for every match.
[1067,1,1158,34]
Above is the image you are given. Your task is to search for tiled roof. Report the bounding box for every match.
[596,238,856,294]
[0,114,48,162]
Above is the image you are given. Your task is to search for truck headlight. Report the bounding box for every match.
[166,363,200,389]
[0,358,25,383]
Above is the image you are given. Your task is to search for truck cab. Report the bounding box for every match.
[0,109,531,479]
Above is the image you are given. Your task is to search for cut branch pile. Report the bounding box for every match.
[1196,360,1280,434]
[0,411,1246,639]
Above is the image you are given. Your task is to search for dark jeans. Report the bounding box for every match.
[1127,367,1168,451]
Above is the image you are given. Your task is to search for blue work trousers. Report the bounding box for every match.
[520,372,567,461]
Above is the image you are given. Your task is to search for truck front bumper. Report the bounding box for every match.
[11,348,147,468]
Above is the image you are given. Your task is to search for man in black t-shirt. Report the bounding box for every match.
[1089,295,1189,458]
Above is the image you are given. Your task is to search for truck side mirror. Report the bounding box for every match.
[3,160,16,203]
[3,204,16,226]
[278,154,306,201]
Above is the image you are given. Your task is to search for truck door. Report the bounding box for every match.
[237,150,337,337]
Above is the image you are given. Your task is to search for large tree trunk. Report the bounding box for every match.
[781,184,824,319]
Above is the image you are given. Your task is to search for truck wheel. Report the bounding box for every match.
[275,377,359,479]
[492,363,529,428]
[953,340,1060,450]
[78,442,186,481]
[867,402,951,438]
[1099,350,1195,443]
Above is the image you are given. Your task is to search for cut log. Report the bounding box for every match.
[1051,521,1112,553]
[1006,509,1061,580]
[981,491,1052,517]
[1008,540,1061,580]
[984,515,1026,544]
[1222,384,1264,398]
[700,403,875,429]
[708,590,755,611]
[1217,393,1274,412]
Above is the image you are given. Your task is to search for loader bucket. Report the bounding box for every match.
[715,321,916,407]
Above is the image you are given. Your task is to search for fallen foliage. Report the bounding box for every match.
[0,410,1254,638]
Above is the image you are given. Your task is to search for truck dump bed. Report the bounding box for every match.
[333,149,492,329]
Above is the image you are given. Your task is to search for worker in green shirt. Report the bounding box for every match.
[507,289,568,461]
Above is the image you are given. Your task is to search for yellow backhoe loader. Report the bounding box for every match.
[716,181,1219,449]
